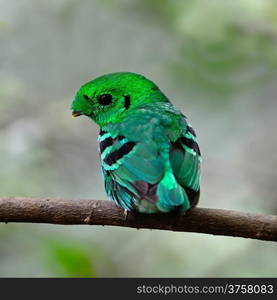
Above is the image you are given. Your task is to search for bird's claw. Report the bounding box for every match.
[123,209,128,221]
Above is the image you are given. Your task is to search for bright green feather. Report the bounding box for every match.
[71,72,201,213]
[71,72,168,127]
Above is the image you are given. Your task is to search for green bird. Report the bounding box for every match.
[71,72,201,213]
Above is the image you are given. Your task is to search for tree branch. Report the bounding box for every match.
[0,197,277,242]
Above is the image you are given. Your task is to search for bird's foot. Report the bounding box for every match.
[123,209,128,221]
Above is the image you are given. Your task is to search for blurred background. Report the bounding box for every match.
[0,0,277,277]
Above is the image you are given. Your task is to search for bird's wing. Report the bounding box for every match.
[99,107,201,212]
[98,127,164,211]
[169,123,201,208]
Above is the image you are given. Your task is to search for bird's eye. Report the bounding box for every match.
[98,94,112,106]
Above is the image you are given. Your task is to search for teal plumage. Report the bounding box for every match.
[71,72,201,213]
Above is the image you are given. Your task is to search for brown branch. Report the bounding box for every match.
[0,197,277,242]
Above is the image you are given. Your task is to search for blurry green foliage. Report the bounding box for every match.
[103,0,277,99]
[171,30,277,99]
[45,240,96,277]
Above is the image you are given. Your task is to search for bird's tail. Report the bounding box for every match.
[156,171,190,213]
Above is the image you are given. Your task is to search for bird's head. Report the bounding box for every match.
[71,72,168,127]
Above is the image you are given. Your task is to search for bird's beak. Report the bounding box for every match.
[72,111,82,118]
